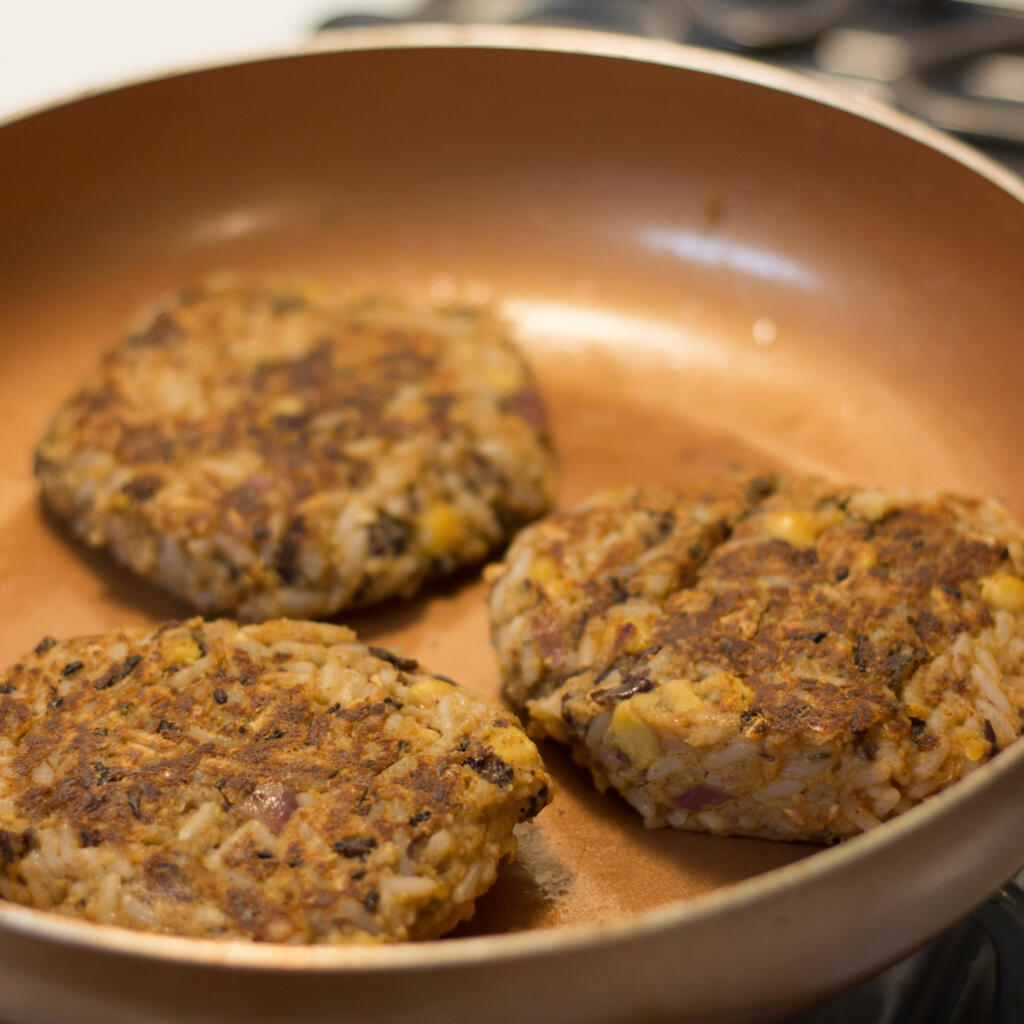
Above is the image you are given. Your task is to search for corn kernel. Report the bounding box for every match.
[965,736,988,762]
[761,511,822,548]
[660,679,703,713]
[406,678,456,707]
[488,726,538,768]
[980,572,1024,613]
[163,638,202,665]
[419,502,463,558]
[528,556,566,599]
[483,365,521,393]
[610,702,659,768]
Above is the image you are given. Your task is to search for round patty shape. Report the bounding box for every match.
[0,618,551,942]
[35,279,557,620]
[486,473,1024,842]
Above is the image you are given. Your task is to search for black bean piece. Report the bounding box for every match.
[332,837,378,860]
[367,646,419,673]
[745,475,777,503]
[94,654,142,690]
[273,516,307,585]
[854,635,868,673]
[592,674,655,705]
[126,311,183,347]
[983,719,1000,755]
[121,474,163,501]
[366,512,411,557]
[521,784,549,820]
[126,791,142,819]
[0,830,29,865]
[273,412,310,432]
[464,752,514,787]
[653,510,677,541]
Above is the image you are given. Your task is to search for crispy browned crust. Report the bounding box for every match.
[657,489,1005,741]
[490,475,773,706]
[34,280,557,619]
[0,619,550,941]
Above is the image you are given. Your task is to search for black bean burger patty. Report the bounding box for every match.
[487,473,1024,841]
[0,618,551,942]
[34,278,557,620]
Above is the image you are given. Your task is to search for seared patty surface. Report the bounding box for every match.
[0,618,551,941]
[487,473,1024,841]
[35,279,557,620]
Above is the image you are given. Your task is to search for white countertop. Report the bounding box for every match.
[0,0,413,121]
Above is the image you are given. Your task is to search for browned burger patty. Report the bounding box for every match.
[34,279,557,620]
[0,618,551,942]
[487,473,1024,841]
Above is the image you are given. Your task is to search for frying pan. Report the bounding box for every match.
[0,23,1022,1024]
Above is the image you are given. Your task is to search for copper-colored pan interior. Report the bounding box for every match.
[0,40,1022,941]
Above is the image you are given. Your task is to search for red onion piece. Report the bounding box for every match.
[671,784,733,812]
[238,781,298,834]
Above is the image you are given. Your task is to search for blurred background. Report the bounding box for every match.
[2,0,1023,172]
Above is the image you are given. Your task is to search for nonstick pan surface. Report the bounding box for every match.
[0,25,1022,1024]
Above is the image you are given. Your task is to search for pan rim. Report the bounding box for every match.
[2,21,1022,203]
[1,21,1022,972]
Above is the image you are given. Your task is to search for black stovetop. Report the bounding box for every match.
[788,880,1024,1023]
